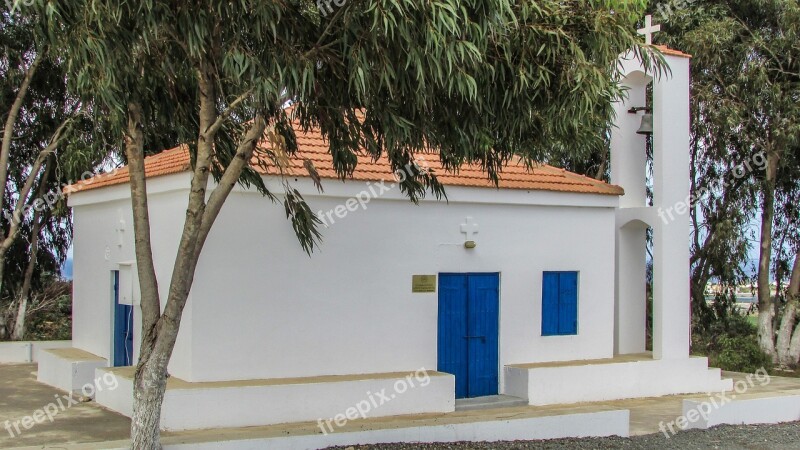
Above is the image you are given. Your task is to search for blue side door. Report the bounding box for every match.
[112,271,133,366]
[438,273,500,398]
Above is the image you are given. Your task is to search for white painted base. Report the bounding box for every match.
[176,411,629,450]
[36,348,108,394]
[0,340,72,364]
[95,368,456,431]
[90,410,628,450]
[681,395,800,430]
[505,357,733,405]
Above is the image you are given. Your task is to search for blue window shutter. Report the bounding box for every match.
[542,272,560,336]
[558,272,578,335]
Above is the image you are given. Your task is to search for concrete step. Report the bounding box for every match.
[455,394,528,411]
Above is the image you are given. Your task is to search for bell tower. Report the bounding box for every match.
[611,18,692,360]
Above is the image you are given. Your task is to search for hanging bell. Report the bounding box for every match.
[636,113,653,135]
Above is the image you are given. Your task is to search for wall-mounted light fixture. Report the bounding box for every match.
[464,241,477,249]
[628,107,653,136]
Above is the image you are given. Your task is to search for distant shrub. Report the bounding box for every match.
[711,335,773,373]
[693,313,773,373]
[24,279,72,341]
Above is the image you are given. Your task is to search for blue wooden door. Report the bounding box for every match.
[112,271,133,366]
[438,273,499,398]
[438,274,469,397]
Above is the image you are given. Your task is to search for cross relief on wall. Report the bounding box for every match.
[460,217,479,243]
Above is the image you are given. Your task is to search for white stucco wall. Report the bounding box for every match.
[70,173,618,389]
[186,176,618,388]
[70,175,195,378]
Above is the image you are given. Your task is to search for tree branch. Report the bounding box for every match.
[125,101,162,362]
[159,59,219,327]
[203,89,253,139]
[194,114,267,261]
[0,53,42,217]
[0,117,70,250]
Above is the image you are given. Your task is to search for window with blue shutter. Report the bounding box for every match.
[542,271,579,336]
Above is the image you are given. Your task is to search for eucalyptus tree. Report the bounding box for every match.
[0,5,101,339]
[653,0,800,362]
[51,0,659,446]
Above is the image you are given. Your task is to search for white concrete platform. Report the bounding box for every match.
[42,404,630,450]
[9,364,800,450]
[682,393,800,430]
[159,409,630,450]
[0,340,72,364]
[36,347,108,394]
[95,367,456,431]
[504,353,733,406]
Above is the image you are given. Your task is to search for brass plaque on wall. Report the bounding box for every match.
[412,275,437,293]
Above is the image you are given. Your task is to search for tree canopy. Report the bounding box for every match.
[53,0,659,206]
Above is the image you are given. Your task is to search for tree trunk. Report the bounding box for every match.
[10,214,45,341]
[123,100,167,449]
[0,54,41,300]
[11,242,36,341]
[776,253,799,366]
[757,151,780,361]
[777,301,797,366]
[131,338,171,449]
[128,130,266,447]
[0,249,6,339]
[126,62,221,444]
[127,54,268,445]
[689,228,718,322]
[0,306,7,339]
[11,160,52,341]
[593,149,608,181]
[781,254,800,366]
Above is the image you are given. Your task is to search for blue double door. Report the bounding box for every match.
[437,273,500,399]
[112,271,134,367]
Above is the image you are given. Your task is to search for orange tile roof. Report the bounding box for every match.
[654,45,692,59]
[66,145,192,193]
[67,127,624,196]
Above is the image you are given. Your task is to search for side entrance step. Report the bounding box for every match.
[455,394,528,411]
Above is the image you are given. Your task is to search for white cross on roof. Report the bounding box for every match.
[637,15,661,45]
